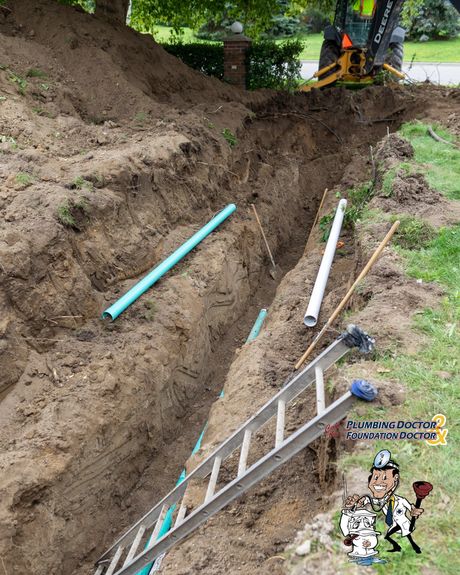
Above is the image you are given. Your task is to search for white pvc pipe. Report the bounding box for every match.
[304,198,347,327]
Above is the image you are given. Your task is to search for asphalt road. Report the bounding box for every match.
[300,60,460,86]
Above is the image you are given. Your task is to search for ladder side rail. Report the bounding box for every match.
[114,391,356,575]
[98,337,350,562]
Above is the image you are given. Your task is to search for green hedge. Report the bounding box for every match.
[160,42,225,78]
[160,39,302,90]
[247,40,302,90]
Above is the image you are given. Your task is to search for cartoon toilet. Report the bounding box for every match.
[340,508,380,558]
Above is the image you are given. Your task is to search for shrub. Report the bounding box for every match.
[160,41,225,78]
[161,39,302,90]
[402,0,460,40]
[247,39,302,90]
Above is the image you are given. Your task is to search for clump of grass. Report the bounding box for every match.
[26,68,47,79]
[134,111,147,124]
[381,166,398,197]
[222,128,237,148]
[72,176,94,192]
[391,214,436,250]
[319,182,373,241]
[57,202,76,228]
[9,71,27,95]
[15,172,33,186]
[57,199,89,229]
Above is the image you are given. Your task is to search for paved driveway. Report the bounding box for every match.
[300,60,460,86]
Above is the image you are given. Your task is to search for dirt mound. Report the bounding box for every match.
[1,0,239,122]
[374,132,414,162]
[371,134,460,226]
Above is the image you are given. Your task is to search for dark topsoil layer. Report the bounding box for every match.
[0,1,459,574]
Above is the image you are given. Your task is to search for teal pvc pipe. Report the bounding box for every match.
[102,204,237,321]
[246,308,267,343]
[137,308,267,574]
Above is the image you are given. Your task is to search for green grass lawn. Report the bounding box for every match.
[151,26,460,63]
[294,33,460,62]
[340,123,460,575]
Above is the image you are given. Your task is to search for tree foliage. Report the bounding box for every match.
[402,0,460,40]
[130,1,280,35]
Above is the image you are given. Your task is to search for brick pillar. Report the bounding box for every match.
[223,34,252,89]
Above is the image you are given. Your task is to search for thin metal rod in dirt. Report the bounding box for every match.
[311,188,328,231]
[251,204,276,270]
[295,220,400,370]
[427,125,457,147]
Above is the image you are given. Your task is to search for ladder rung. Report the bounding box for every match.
[150,504,168,544]
[174,503,187,528]
[237,429,252,476]
[315,365,325,415]
[105,546,123,575]
[122,526,146,567]
[275,399,285,448]
[94,565,105,575]
[205,456,222,503]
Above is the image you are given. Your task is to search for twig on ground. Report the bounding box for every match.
[427,125,457,147]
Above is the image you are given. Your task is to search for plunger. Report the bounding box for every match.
[409,481,433,531]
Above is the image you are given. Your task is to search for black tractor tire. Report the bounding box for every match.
[318,39,341,80]
[385,41,404,71]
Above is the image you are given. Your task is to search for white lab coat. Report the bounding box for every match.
[362,494,413,536]
[382,494,413,536]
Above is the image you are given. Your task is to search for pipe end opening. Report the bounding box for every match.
[304,316,317,328]
[101,311,114,321]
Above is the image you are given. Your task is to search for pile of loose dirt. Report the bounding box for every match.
[372,133,460,226]
[1,1,460,574]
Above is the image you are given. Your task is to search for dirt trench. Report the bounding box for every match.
[0,81,428,575]
[1,3,459,574]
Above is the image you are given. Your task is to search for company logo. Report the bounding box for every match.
[374,0,394,45]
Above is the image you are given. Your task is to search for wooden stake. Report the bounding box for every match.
[311,187,328,231]
[251,204,276,271]
[295,220,400,370]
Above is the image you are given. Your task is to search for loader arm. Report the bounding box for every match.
[365,0,405,73]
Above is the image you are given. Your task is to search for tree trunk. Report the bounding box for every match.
[96,0,130,23]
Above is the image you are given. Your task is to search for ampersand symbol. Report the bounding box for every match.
[426,413,448,446]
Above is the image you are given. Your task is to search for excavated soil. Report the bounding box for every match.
[1,2,459,574]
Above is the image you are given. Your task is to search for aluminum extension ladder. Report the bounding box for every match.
[93,325,376,575]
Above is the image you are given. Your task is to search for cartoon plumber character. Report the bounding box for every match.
[344,450,430,555]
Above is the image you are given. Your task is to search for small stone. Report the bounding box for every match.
[295,539,311,556]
